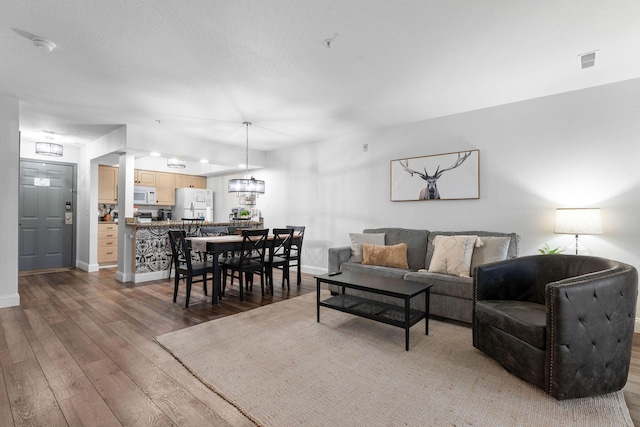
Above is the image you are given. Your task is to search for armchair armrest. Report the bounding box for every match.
[545,266,638,399]
[474,256,538,302]
[328,246,351,273]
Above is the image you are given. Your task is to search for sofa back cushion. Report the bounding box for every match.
[364,228,429,270]
[349,233,385,263]
[426,231,519,274]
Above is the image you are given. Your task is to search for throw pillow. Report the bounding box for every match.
[428,235,481,277]
[362,243,409,269]
[349,233,385,263]
[470,236,511,276]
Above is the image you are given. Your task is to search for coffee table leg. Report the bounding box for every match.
[405,297,410,351]
[316,278,321,323]
[425,288,430,336]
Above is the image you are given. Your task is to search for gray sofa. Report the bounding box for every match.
[327,228,519,323]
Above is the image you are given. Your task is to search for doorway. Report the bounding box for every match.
[19,160,76,271]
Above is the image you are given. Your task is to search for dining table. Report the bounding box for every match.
[187,233,302,305]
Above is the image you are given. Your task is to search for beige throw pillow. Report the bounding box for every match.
[428,235,480,277]
[470,236,511,276]
[349,233,385,263]
[362,243,409,269]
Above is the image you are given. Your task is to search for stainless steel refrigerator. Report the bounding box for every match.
[172,188,213,221]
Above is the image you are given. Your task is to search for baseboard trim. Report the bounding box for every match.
[0,293,20,309]
[132,270,170,283]
[301,265,326,276]
[76,261,100,272]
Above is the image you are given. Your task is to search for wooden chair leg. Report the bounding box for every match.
[185,277,192,308]
[173,272,180,303]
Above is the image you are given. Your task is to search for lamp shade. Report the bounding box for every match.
[554,208,603,235]
[228,177,265,194]
[167,158,186,168]
[35,142,63,157]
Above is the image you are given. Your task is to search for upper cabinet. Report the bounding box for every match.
[155,172,176,205]
[98,165,118,204]
[134,169,156,186]
[175,174,206,189]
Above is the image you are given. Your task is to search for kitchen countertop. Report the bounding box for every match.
[124,218,261,228]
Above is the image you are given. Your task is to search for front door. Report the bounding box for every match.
[19,160,76,271]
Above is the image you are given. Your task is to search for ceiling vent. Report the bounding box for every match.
[580,52,596,69]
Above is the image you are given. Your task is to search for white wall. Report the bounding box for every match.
[0,95,20,308]
[241,79,640,277]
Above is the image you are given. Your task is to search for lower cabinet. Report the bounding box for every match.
[98,223,118,263]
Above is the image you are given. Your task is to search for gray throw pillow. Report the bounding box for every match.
[470,236,511,275]
[349,233,385,263]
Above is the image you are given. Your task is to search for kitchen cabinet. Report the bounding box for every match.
[98,165,118,204]
[98,223,118,263]
[175,174,206,189]
[134,169,156,186]
[155,172,176,205]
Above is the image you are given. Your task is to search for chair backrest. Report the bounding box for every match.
[239,229,269,265]
[200,226,229,236]
[182,218,204,237]
[272,228,295,259]
[286,225,305,250]
[168,229,193,271]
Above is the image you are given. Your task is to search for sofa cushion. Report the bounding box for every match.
[470,236,511,275]
[404,271,473,299]
[362,243,409,269]
[476,300,546,349]
[364,228,429,270]
[428,235,479,277]
[426,231,519,268]
[349,233,385,263]
[340,262,408,279]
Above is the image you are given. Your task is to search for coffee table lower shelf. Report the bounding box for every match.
[320,294,426,328]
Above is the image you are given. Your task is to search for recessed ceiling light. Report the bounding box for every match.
[32,38,56,52]
[150,152,161,157]
[200,159,209,163]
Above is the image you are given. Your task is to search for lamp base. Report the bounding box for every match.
[562,235,592,255]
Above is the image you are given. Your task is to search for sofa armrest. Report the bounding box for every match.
[545,266,638,399]
[328,246,351,273]
[474,256,538,302]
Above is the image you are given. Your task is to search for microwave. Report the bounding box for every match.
[133,186,156,205]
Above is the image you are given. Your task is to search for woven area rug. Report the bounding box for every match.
[156,292,632,427]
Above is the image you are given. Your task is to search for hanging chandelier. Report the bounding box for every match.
[228,122,265,205]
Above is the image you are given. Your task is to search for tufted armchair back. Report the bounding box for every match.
[473,254,638,400]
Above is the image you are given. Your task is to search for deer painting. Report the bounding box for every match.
[399,151,473,200]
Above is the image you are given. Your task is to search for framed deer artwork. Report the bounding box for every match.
[390,149,480,201]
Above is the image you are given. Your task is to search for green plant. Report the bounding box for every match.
[238,209,251,216]
[538,243,564,254]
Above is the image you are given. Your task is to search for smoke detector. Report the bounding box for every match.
[32,38,56,52]
[580,51,596,69]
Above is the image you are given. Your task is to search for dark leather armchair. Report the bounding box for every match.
[473,255,637,400]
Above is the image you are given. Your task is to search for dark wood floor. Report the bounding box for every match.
[2,268,640,426]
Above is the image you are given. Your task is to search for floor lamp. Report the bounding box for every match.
[554,208,603,255]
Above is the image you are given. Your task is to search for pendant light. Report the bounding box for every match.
[228,122,265,205]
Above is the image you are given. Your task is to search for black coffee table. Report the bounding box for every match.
[315,271,432,351]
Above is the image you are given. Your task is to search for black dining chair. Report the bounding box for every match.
[220,229,269,301]
[200,226,229,236]
[286,225,305,285]
[182,218,205,237]
[264,228,295,291]
[168,229,214,308]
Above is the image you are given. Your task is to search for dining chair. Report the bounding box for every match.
[168,229,214,308]
[200,226,229,236]
[264,228,295,291]
[286,225,305,285]
[220,228,269,301]
[182,218,204,237]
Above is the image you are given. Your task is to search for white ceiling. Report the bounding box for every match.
[2,1,639,156]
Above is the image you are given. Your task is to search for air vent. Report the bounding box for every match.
[580,52,596,69]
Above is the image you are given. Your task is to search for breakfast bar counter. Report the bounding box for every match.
[124,218,263,282]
